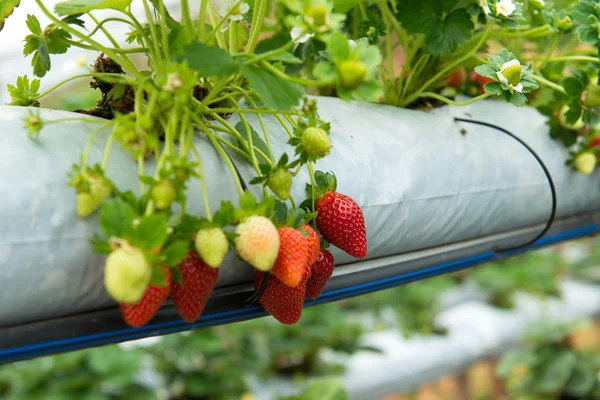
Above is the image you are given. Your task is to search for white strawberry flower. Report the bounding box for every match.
[291,27,314,43]
[496,59,523,93]
[219,1,250,22]
[495,0,516,17]
[478,0,491,14]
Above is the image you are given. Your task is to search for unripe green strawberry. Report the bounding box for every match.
[195,227,229,268]
[151,180,177,210]
[583,85,600,108]
[305,5,327,27]
[559,105,584,131]
[235,216,280,271]
[338,60,368,89]
[90,175,112,204]
[77,192,98,218]
[104,247,152,304]
[267,168,293,200]
[302,127,331,159]
[574,152,596,175]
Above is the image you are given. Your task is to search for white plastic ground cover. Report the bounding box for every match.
[247,279,600,400]
[1,97,599,328]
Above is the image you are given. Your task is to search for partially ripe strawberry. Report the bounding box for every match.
[302,127,331,160]
[299,224,320,266]
[104,247,152,304]
[120,266,172,327]
[255,271,305,325]
[77,192,98,218]
[151,180,177,210]
[235,216,280,271]
[316,192,367,259]
[195,227,228,268]
[267,168,293,200]
[171,251,219,323]
[270,227,310,288]
[306,249,334,299]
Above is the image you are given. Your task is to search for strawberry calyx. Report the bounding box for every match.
[231,190,276,224]
[299,170,337,213]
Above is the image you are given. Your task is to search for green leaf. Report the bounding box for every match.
[23,15,73,77]
[565,362,596,397]
[55,0,132,15]
[505,91,527,107]
[99,198,136,238]
[426,9,474,56]
[562,76,585,98]
[161,241,190,266]
[235,121,270,158]
[333,0,368,13]
[536,350,578,394]
[298,379,348,400]
[327,31,351,62]
[213,201,235,227]
[255,31,291,54]
[130,214,168,251]
[474,64,497,79]
[0,0,19,32]
[239,190,258,211]
[483,81,504,95]
[241,65,304,111]
[176,41,238,77]
[496,349,535,377]
[90,234,112,254]
[6,75,41,106]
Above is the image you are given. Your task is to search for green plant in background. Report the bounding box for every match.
[567,237,600,283]
[497,319,600,400]
[344,276,457,337]
[0,346,154,400]
[278,378,349,400]
[469,250,563,309]
[245,301,376,377]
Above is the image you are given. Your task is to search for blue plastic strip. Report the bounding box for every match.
[1,223,597,363]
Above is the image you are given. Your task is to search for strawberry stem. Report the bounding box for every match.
[245,271,270,306]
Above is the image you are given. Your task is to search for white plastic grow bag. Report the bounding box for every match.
[0,97,599,361]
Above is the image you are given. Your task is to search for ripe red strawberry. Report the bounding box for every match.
[443,68,467,88]
[255,271,305,325]
[270,227,310,288]
[316,192,367,258]
[171,251,219,323]
[306,249,335,300]
[119,266,172,328]
[300,224,320,266]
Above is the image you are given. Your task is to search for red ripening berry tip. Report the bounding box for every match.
[306,249,335,300]
[171,251,219,323]
[255,271,306,325]
[119,266,172,328]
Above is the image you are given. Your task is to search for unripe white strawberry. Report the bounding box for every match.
[574,152,596,176]
[104,247,152,304]
[195,227,229,268]
[234,216,280,271]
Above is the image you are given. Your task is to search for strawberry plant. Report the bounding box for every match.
[1,0,371,327]
[469,250,563,309]
[261,0,600,174]
[497,319,600,400]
